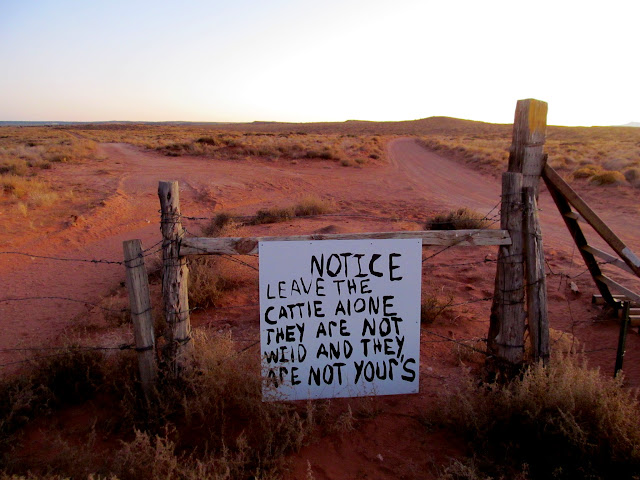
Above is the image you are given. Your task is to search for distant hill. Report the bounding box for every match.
[0,117,513,136]
[203,117,513,136]
[3,117,640,138]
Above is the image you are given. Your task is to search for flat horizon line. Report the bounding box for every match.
[0,118,638,128]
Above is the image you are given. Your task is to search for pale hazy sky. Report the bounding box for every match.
[1,0,638,126]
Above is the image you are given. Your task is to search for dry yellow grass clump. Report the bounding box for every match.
[425,207,490,230]
[418,124,640,187]
[0,127,97,167]
[54,118,640,185]
[0,127,98,216]
[432,354,640,479]
[0,332,318,479]
[68,124,386,166]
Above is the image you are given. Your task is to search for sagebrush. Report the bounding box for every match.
[432,355,640,479]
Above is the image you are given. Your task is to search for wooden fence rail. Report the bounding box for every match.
[543,164,640,279]
[180,229,511,256]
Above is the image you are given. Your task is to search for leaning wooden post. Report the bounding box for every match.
[158,181,192,374]
[614,301,631,378]
[489,172,526,366]
[509,99,548,194]
[523,187,549,364]
[123,239,157,397]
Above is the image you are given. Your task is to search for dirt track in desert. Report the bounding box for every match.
[3,137,640,478]
[3,137,640,369]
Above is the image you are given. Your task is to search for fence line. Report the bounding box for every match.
[0,224,624,371]
[0,239,164,266]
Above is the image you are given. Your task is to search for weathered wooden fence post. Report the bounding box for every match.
[523,187,549,364]
[489,98,550,368]
[509,99,548,193]
[489,172,526,365]
[511,99,549,363]
[158,181,192,374]
[123,239,157,397]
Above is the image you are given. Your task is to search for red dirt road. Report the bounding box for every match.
[2,138,640,478]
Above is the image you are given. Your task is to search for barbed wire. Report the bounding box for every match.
[0,344,133,353]
[0,251,124,265]
[0,343,137,369]
[0,238,165,267]
[219,254,258,271]
[3,198,636,375]
[0,296,129,313]
[422,329,490,356]
[424,255,498,268]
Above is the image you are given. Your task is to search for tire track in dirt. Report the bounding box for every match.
[389,138,640,266]
[0,144,356,361]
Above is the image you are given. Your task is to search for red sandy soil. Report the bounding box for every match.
[2,138,640,478]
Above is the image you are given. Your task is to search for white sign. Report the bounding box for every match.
[259,239,422,401]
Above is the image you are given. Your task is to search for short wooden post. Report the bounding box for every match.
[523,187,549,364]
[489,172,526,366]
[508,99,548,195]
[615,301,631,377]
[158,181,192,374]
[123,239,157,396]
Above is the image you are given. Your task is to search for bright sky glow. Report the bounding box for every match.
[1,0,638,126]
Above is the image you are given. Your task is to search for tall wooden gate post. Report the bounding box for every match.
[158,181,192,374]
[509,99,548,193]
[123,239,158,397]
[489,99,550,367]
[489,173,526,365]
[512,99,550,363]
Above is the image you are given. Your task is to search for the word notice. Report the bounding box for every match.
[259,239,421,401]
